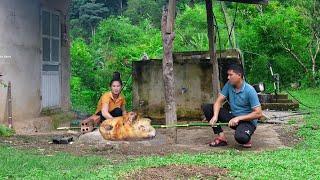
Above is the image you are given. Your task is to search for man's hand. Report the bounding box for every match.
[209,116,218,126]
[228,117,240,127]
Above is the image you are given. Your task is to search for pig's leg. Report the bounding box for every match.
[96,111,106,123]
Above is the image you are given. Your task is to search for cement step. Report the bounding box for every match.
[270,94,288,100]
[270,99,293,103]
[258,93,292,103]
[261,102,299,111]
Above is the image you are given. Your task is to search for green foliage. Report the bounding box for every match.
[70,39,96,113]
[69,0,128,40]
[301,71,320,88]
[93,17,162,59]
[0,125,14,137]
[78,2,109,36]
[287,88,320,110]
[124,0,167,27]
[0,146,109,179]
[237,2,312,86]
[174,5,209,51]
[70,17,163,113]
[174,2,319,90]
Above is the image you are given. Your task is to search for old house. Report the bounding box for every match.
[0,0,71,129]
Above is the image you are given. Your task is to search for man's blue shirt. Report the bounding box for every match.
[220,81,261,126]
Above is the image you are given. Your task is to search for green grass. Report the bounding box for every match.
[287,88,320,110]
[0,88,319,179]
[0,146,109,179]
[0,124,15,137]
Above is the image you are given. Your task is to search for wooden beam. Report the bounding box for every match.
[7,81,12,128]
[205,0,220,101]
[166,0,176,34]
[161,0,177,143]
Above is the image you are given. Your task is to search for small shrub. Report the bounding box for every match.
[0,124,15,137]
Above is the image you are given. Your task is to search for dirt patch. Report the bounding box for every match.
[0,124,299,159]
[121,164,228,180]
[274,124,302,147]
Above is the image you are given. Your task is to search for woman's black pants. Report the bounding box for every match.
[96,107,123,122]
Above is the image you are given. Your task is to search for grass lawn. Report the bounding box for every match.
[0,88,320,179]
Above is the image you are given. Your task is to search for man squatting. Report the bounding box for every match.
[202,64,263,148]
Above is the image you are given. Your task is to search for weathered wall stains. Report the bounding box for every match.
[133,58,214,121]
[132,50,242,122]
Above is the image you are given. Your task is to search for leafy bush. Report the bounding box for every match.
[0,125,15,137]
[70,17,163,113]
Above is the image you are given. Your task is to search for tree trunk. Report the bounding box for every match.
[279,38,308,73]
[90,25,95,38]
[189,0,195,7]
[7,81,12,128]
[161,0,177,143]
[309,37,319,81]
[205,0,220,101]
[120,0,123,15]
[220,2,236,48]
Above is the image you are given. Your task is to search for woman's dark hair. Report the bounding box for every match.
[227,64,244,78]
[109,71,123,86]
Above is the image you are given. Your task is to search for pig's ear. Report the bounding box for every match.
[115,123,120,129]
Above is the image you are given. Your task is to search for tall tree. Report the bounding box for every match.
[69,0,128,40]
[205,0,220,100]
[279,0,319,81]
[79,1,109,37]
[301,0,320,79]
[124,0,167,27]
[161,0,177,143]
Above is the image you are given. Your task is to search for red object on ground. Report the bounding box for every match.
[242,140,252,148]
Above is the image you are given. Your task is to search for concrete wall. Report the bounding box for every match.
[132,50,242,122]
[133,58,214,121]
[0,0,70,125]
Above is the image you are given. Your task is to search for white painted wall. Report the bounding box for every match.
[0,0,70,125]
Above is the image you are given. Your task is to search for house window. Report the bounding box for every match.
[41,9,60,65]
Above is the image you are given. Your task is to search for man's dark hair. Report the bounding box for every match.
[227,64,244,78]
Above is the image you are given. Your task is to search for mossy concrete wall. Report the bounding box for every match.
[133,58,213,121]
[132,50,242,122]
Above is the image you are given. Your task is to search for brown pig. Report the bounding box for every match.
[99,112,156,141]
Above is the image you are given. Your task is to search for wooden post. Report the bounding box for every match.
[205,0,220,101]
[161,0,177,143]
[7,81,12,128]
